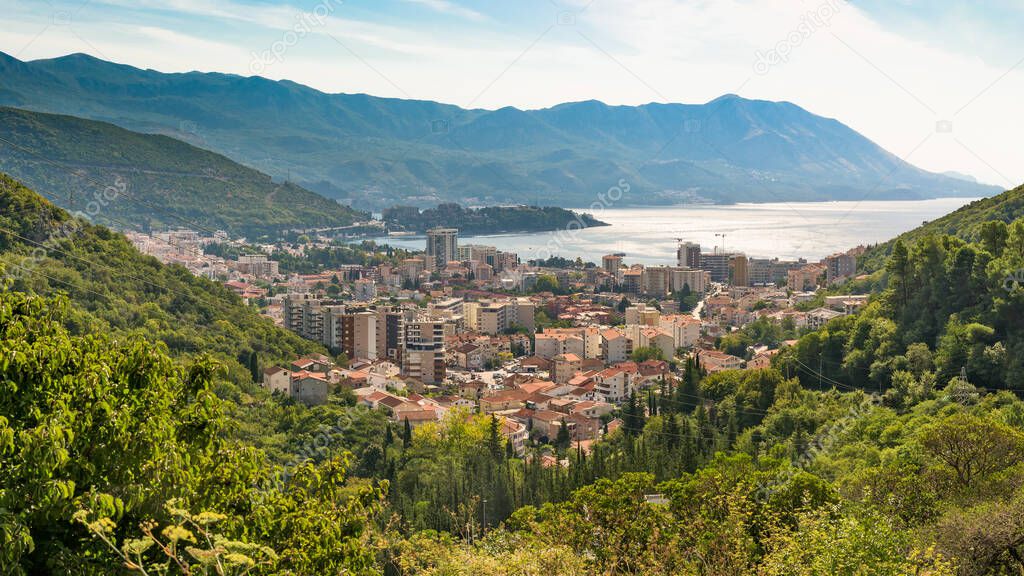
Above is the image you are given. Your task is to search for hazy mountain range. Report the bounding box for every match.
[0,51,999,210]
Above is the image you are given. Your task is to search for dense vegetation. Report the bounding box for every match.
[0,173,323,386]
[779,217,1024,393]
[0,107,363,238]
[859,182,1023,272]
[382,203,607,234]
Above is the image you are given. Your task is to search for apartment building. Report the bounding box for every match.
[824,253,857,285]
[402,319,446,384]
[677,242,701,269]
[426,227,459,271]
[625,303,661,327]
[323,307,377,360]
[236,254,279,278]
[668,267,710,295]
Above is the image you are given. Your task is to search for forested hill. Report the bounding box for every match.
[0,106,364,238]
[779,205,1024,394]
[859,182,1024,272]
[0,173,323,383]
[382,203,608,234]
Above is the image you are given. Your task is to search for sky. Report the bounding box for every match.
[2,0,1023,188]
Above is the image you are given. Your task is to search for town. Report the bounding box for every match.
[126,224,867,457]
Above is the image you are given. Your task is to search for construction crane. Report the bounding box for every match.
[715,233,727,254]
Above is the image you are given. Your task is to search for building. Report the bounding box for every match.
[622,268,644,297]
[788,263,826,291]
[701,253,731,283]
[602,254,623,275]
[824,253,857,285]
[402,319,447,384]
[731,254,749,287]
[283,294,326,342]
[477,299,536,335]
[625,303,660,326]
[376,306,405,363]
[644,266,671,297]
[659,314,701,350]
[668,267,710,295]
[677,241,701,269]
[552,353,582,384]
[353,278,376,301]
[601,328,630,364]
[748,258,773,286]
[236,254,279,277]
[458,243,497,265]
[323,307,377,360]
[426,227,459,271]
[262,366,292,395]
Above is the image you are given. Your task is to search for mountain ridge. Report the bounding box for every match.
[0,51,999,209]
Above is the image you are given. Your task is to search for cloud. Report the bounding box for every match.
[0,0,1020,186]
[402,0,487,22]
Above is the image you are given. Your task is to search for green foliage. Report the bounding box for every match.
[0,174,323,388]
[629,345,664,363]
[383,203,606,235]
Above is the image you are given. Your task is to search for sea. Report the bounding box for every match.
[379,198,979,265]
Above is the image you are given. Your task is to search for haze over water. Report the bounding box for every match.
[383,198,980,265]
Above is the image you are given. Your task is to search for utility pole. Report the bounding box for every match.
[481,498,488,533]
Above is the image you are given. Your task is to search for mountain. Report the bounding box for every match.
[858,182,1024,272]
[0,172,324,379]
[0,51,999,209]
[0,106,364,238]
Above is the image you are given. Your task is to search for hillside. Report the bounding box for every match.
[0,106,364,238]
[0,51,999,209]
[859,182,1024,272]
[0,173,324,383]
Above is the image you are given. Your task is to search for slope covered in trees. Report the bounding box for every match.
[780,216,1024,394]
[859,182,1024,272]
[0,107,363,238]
[0,173,322,385]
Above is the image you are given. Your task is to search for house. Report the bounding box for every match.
[262,366,291,395]
[290,372,330,405]
[747,349,779,370]
[570,400,615,419]
[552,353,582,384]
[593,366,634,403]
[501,418,528,456]
[519,356,552,373]
[480,388,531,413]
[696,349,745,373]
[454,343,484,370]
[807,307,845,330]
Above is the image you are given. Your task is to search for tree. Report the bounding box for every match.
[630,346,665,363]
[248,349,261,383]
[617,297,632,314]
[919,413,1024,489]
[555,419,572,451]
[487,415,504,459]
[403,418,413,448]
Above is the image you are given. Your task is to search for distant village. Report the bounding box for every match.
[126,226,866,453]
